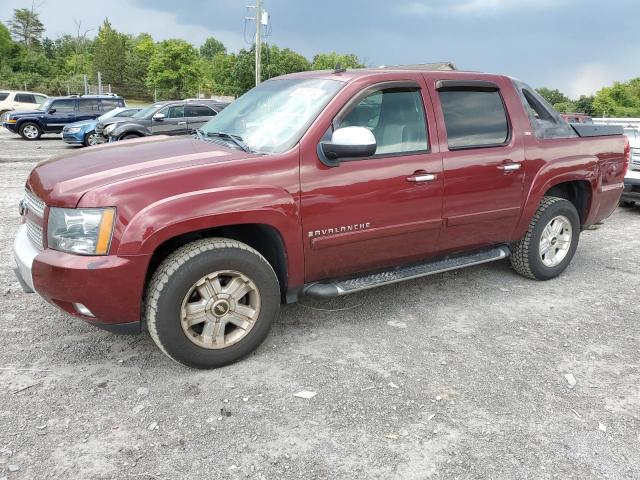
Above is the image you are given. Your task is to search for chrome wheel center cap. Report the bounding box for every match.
[211,299,230,317]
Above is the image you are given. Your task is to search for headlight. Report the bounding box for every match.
[66,127,82,133]
[47,207,115,255]
[103,124,116,135]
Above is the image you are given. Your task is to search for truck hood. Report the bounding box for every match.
[8,109,45,119]
[27,135,251,207]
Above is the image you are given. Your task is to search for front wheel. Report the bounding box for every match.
[19,122,42,140]
[120,133,140,140]
[145,238,280,369]
[84,130,99,147]
[510,196,580,280]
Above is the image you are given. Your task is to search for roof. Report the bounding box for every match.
[379,62,457,71]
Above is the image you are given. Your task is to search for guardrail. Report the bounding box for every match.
[593,118,640,128]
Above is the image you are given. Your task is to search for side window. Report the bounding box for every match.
[186,105,215,117]
[513,80,576,139]
[15,94,36,103]
[100,99,120,111]
[160,105,185,118]
[438,89,509,149]
[337,87,429,155]
[79,99,100,112]
[51,99,76,113]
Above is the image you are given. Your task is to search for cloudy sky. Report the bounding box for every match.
[1,0,637,98]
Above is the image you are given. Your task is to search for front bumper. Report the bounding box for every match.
[2,122,18,133]
[13,224,150,334]
[61,130,85,145]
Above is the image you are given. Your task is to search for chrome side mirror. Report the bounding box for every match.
[319,126,377,166]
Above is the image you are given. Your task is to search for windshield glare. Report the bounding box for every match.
[201,78,344,154]
[98,108,124,122]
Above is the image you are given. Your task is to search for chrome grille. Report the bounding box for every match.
[24,189,45,218]
[26,219,44,250]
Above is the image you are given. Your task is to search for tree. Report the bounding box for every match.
[92,19,127,87]
[8,4,45,49]
[592,80,640,117]
[312,52,364,70]
[146,39,204,99]
[573,95,595,116]
[536,87,570,106]
[200,37,226,60]
[0,23,16,69]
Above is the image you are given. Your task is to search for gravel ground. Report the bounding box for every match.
[0,128,639,479]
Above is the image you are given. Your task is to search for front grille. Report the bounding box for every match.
[26,219,44,250]
[24,189,45,218]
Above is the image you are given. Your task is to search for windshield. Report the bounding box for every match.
[98,108,125,122]
[133,104,162,119]
[39,99,53,111]
[624,128,639,138]
[200,78,344,154]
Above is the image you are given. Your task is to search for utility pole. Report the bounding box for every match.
[255,0,262,86]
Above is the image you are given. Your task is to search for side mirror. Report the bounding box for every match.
[152,113,166,121]
[48,108,56,114]
[319,127,377,166]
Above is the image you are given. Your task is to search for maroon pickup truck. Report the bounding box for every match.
[14,68,630,368]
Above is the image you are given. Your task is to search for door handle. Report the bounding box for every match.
[497,162,521,172]
[178,121,187,125]
[407,173,437,182]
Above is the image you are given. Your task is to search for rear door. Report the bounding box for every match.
[152,105,188,135]
[43,98,77,133]
[429,77,526,252]
[77,98,101,121]
[300,78,444,281]
[186,104,216,131]
[14,93,38,110]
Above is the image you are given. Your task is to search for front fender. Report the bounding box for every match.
[513,156,598,239]
[114,123,151,138]
[116,185,304,286]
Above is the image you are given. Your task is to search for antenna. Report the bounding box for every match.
[333,62,346,74]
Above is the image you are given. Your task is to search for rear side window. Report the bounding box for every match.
[15,94,36,103]
[0,92,9,101]
[79,99,100,112]
[51,99,76,113]
[439,89,509,149]
[186,105,215,117]
[101,98,121,111]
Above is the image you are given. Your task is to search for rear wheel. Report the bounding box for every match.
[510,196,580,280]
[19,122,42,140]
[145,238,280,369]
[84,130,98,147]
[121,133,140,140]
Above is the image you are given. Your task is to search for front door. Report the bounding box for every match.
[300,79,444,282]
[186,104,216,131]
[152,105,188,135]
[43,98,77,133]
[429,77,526,252]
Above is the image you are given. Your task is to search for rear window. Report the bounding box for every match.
[101,98,122,111]
[186,105,215,117]
[0,92,8,101]
[439,89,509,149]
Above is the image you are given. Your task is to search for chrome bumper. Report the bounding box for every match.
[13,224,38,293]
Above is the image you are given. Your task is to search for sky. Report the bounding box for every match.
[1,0,638,98]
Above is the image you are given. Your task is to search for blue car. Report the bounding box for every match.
[62,107,141,147]
[2,94,125,141]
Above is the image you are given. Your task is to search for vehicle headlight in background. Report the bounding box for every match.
[103,124,116,136]
[47,207,115,255]
[66,127,82,133]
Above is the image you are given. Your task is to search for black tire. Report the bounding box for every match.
[120,133,140,140]
[620,201,636,207]
[19,122,42,140]
[145,238,280,369]
[510,196,580,280]
[83,130,98,147]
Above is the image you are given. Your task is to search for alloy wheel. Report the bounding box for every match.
[539,215,572,267]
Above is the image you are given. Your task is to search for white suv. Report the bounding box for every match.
[0,91,48,115]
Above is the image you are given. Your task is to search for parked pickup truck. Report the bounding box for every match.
[13,68,629,368]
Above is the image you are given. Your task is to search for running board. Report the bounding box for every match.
[303,245,510,298]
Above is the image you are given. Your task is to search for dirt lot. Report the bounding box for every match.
[0,128,639,479]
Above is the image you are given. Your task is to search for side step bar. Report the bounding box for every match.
[304,245,510,299]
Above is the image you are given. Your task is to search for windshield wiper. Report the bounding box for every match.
[205,131,252,153]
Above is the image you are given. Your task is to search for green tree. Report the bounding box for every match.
[146,39,204,99]
[536,87,570,106]
[0,23,16,69]
[573,95,595,116]
[200,37,226,60]
[209,52,238,96]
[8,6,45,49]
[123,33,156,99]
[592,80,640,117]
[92,19,127,87]
[312,52,364,70]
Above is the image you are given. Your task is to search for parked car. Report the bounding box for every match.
[2,94,126,140]
[13,68,629,368]
[623,127,640,171]
[95,99,228,142]
[62,107,141,147]
[621,169,640,206]
[0,90,48,115]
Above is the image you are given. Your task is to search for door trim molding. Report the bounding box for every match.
[446,206,520,227]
